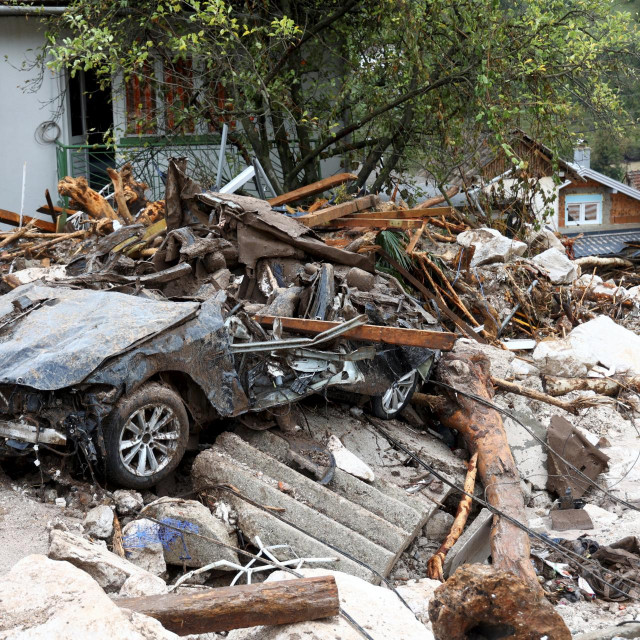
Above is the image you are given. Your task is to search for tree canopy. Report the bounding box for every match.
[42,0,640,197]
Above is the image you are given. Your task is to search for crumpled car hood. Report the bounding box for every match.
[0,284,199,390]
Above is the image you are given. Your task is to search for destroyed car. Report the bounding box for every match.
[0,283,437,488]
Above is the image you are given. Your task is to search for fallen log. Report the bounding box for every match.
[417,185,459,209]
[58,176,118,220]
[543,375,640,397]
[117,575,339,635]
[574,256,634,269]
[427,452,478,581]
[267,173,357,207]
[254,315,458,350]
[434,350,542,592]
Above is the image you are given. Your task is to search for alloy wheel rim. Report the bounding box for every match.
[119,403,180,477]
[381,371,417,414]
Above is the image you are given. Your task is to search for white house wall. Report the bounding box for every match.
[0,17,65,222]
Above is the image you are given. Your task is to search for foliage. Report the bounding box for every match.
[39,0,640,196]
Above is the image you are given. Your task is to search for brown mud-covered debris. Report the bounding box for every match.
[428,564,572,640]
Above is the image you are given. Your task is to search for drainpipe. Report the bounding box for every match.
[0,6,68,15]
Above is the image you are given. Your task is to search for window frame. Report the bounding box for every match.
[564,194,603,226]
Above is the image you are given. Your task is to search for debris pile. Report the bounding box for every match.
[0,160,639,639]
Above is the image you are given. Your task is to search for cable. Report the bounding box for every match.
[431,380,640,512]
[365,416,640,599]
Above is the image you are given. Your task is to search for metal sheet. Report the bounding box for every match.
[0,284,199,390]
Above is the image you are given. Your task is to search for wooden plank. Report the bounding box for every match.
[254,315,457,350]
[349,206,454,219]
[267,173,357,207]
[328,218,424,230]
[300,195,378,228]
[0,209,56,233]
[36,204,78,216]
[118,575,339,635]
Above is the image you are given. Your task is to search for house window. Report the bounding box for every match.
[565,194,602,226]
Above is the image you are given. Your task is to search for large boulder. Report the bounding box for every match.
[0,554,178,640]
[227,568,434,640]
[533,315,640,377]
[121,518,167,576]
[140,497,239,568]
[48,529,152,592]
[531,247,578,284]
[456,228,527,267]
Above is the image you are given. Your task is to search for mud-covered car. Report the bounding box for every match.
[0,284,437,488]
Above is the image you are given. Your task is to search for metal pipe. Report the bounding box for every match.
[0,6,68,15]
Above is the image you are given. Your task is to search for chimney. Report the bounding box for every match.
[574,143,591,169]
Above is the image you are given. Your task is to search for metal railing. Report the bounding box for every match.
[56,138,247,202]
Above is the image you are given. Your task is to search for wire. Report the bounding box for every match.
[365,416,640,599]
[431,380,640,513]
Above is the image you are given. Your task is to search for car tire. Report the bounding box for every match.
[103,383,189,489]
[371,371,418,420]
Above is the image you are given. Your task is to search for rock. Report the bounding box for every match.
[227,568,434,640]
[326,435,375,482]
[453,339,515,379]
[531,247,579,284]
[346,267,375,292]
[0,554,178,640]
[140,497,239,568]
[528,227,566,254]
[122,518,167,576]
[533,315,640,377]
[425,510,454,541]
[396,578,441,628]
[457,228,527,267]
[119,572,168,597]
[114,490,144,516]
[84,505,114,539]
[428,564,571,640]
[55,497,66,507]
[48,529,151,592]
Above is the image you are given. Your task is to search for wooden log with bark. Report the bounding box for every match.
[107,167,135,224]
[433,350,542,593]
[427,452,478,581]
[117,575,339,635]
[543,375,640,397]
[58,176,118,220]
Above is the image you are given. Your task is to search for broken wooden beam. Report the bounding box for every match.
[36,204,78,217]
[117,575,339,635]
[0,208,56,232]
[327,218,425,230]
[349,206,454,219]
[254,315,457,350]
[299,195,379,228]
[268,173,357,207]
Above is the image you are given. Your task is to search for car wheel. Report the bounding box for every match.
[103,383,189,489]
[371,371,418,420]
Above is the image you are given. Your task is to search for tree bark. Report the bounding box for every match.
[106,167,135,224]
[58,176,118,220]
[434,350,542,593]
[117,575,339,635]
[543,375,640,397]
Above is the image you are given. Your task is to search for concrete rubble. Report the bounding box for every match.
[0,163,639,639]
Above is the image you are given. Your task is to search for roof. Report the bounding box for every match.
[564,227,640,258]
[564,163,640,203]
[624,170,640,190]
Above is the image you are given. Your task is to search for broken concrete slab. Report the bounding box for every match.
[121,518,167,576]
[457,227,527,267]
[531,247,579,284]
[227,568,434,640]
[533,315,640,377]
[0,554,178,640]
[442,509,493,579]
[550,509,594,532]
[325,434,374,481]
[140,497,239,569]
[48,529,151,593]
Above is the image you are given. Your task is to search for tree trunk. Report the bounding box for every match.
[58,176,118,220]
[434,350,542,593]
[117,575,339,635]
